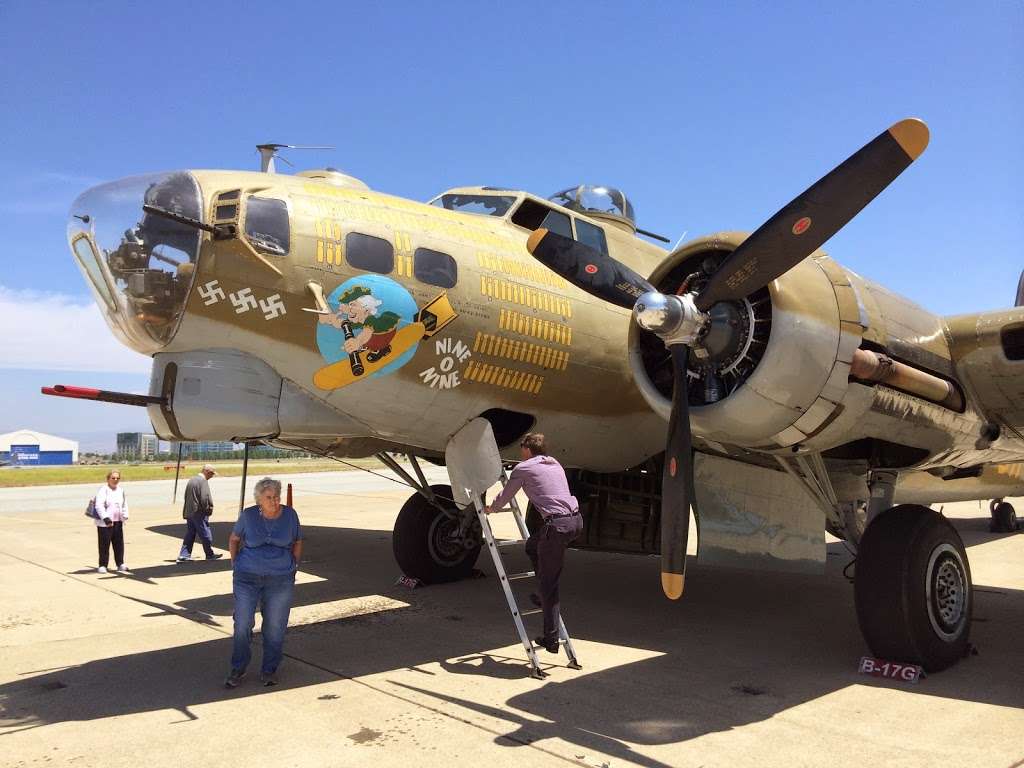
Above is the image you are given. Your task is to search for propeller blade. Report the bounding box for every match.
[526,228,655,309]
[661,345,694,600]
[695,118,929,311]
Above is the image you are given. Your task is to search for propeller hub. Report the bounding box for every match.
[634,291,707,346]
[634,291,679,332]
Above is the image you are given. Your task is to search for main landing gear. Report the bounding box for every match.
[989,498,1019,533]
[380,452,481,584]
[392,485,482,583]
[855,505,972,672]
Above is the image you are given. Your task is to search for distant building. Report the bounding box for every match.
[169,440,238,458]
[0,429,78,466]
[117,432,159,460]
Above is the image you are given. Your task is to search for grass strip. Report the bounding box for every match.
[0,457,385,488]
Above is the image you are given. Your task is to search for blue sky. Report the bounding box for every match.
[1,1,1021,444]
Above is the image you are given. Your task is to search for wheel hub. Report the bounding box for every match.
[427,513,471,566]
[926,543,968,640]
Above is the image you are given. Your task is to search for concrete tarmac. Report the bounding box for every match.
[1,469,1022,768]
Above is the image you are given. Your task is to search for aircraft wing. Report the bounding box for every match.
[946,307,1024,441]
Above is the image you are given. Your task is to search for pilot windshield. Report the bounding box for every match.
[67,171,202,347]
[430,193,516,217]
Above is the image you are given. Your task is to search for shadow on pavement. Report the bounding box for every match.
[117,559,233,585]
[951,515,1023,543]
[3,516,1022,762]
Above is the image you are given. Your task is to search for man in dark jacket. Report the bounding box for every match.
[177,464,223,562]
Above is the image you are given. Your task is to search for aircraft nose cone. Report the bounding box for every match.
[68,171,203,354]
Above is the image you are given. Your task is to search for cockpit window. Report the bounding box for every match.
[575,218,609,256]
[510,199,573,239]
[244,196,290,256]
[430,194,516,217]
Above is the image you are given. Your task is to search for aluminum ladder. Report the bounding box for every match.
[475,467,582,679]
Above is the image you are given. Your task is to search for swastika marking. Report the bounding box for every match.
[259,293,287,320]
[230,288,258,314]
[198,280,225,306]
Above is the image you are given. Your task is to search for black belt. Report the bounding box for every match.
[544,510,581,520]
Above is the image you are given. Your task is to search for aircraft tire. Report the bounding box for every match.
[392,485,481,584]
[854,505,972,672]
[990,501,1018,533]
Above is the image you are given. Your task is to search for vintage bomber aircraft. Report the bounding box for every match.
[50,118,1024,672]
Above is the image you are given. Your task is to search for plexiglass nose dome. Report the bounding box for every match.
[67,171,202,353]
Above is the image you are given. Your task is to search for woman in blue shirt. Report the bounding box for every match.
[225,477,303,688]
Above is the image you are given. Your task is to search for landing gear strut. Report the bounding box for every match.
[855,505,972,672]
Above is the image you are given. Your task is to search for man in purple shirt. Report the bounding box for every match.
[485,433,583,654]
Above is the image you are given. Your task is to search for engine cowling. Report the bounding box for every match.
[629,232,856,449]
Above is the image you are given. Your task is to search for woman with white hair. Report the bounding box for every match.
[225,477,303,688]
[93,469,129,573]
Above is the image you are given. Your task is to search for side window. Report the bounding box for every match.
[575,218,609,255]
[346,232,394,274]
[511,199,573,239]
[244,196,289,256]
[414,248,457,288]
[215,189,241,225]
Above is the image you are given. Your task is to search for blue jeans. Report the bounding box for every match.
[179,515,215,558]
[230,571,295,675]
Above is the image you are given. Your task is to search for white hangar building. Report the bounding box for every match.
[0,429,78,466]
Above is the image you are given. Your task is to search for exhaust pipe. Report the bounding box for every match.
[851,348,963,411]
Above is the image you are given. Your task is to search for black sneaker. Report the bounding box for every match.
[534,636,559,654]
[366,345,391,362]
[259,671,278,687]
[207,553,224,560]
[224,668,246,688]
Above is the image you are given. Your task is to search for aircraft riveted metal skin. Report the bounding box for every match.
[526,118,932,600]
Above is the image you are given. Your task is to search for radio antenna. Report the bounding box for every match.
[256,143,334,174]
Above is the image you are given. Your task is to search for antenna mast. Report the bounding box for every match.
[255,143,334,174]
